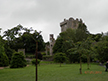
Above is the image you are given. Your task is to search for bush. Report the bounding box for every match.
[0,36,9,67]
[31,59,40,65]
[41,52,46,56]
[26,55,35,58]
[34,52,43,60]
[43,55,53,60]
[0,53,9,67]
[10,52,27,68]
[4,47,15,63]
[54,52,67,67]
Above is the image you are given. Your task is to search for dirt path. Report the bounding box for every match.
[0,67,4,69]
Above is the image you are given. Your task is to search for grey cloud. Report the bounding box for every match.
[0,0,108,41]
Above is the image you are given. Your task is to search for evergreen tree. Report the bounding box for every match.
[0,36,9,67]
[10,52,27,68]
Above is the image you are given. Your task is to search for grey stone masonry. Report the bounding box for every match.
[18,49,25,56]
[60,17,83,32]
[49,34,55,56]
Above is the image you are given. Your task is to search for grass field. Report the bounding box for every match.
[0,63,108,81]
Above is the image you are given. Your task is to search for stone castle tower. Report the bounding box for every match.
[49,34,55,56]
[60,17,83,32]
[45,34,55,56]
[46,17,84,56]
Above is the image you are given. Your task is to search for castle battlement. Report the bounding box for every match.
[60,17,83,32]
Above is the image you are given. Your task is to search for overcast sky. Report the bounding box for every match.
[0,0,108,42]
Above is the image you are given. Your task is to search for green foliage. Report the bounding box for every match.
[94,41,108,62]
[3,25,45,53]
[10,52,27,68]
[53,25,89,54]
[3,24,23,41]
[0,28,1,33]
[41,52,46,56]
[60,28,76,42]
[75,29,88,42]
[0,53,9,67]
[31,59,40,65]
[4,44,15,63]
[37,52,43,60]
[26,55,35,58]
[42,55,53,60]
[67,48,79,63]
[90,33,102,42]
[53,24,90,65]
[53,36,63,53]
[54,52,67,66]
[0,36,9,67]
[78,23,89,34]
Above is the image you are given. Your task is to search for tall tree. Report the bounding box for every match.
[0,36,9,67]
[3,24,23,41]
[95,41,108,62]
[54,52,67,67]
[80,37,94,69]
[3,25,45,53]
[53,36,63,53]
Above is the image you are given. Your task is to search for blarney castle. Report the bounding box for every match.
[46,17,84,56]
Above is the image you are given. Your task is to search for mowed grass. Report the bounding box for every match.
[0,63,108,81]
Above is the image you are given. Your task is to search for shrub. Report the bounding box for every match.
[43,55,53,60]
[54,52,67,67]
[34,52,43,60]
[0,36,9,67]
[10,52,27,68]
[4,47,15,63]
[31,59,40,65]
[41,52,46,56]
[26,55,35,58]
[0,53,9,67]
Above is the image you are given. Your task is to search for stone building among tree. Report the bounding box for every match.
[46,34,55,56]
[46,17,84,56]
[49,34,55,56]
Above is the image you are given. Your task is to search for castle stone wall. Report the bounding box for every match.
[49,34,55,56]
[60,17,83,32]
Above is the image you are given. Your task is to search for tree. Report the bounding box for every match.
[53,23,90,66]
[69,40,92,74]
[94,41,108,62]
[79,37,94,69]
[4,45,15,63]
[3,25,45,53]
[54,52,67,67]
[75,41,83,74]
[0,36,9,67]
[67,48,79,63]
[54,24,89,54]
[90,33,102,42]
[0,28,1,33]
[3,24,23,41]
[53,36,63,53]
[10,52,27,68]
[31,59,41,65]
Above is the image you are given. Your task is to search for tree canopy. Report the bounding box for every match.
[3,25,45,53]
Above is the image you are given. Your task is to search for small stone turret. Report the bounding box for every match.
[49,34,55,56]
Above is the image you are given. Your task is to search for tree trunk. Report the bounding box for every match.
[36,41,38,81]
[60,63,61,67]
[80,54,82,74]
[87,54,90,70]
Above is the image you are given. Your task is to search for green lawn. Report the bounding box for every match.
[0,63,107,81]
